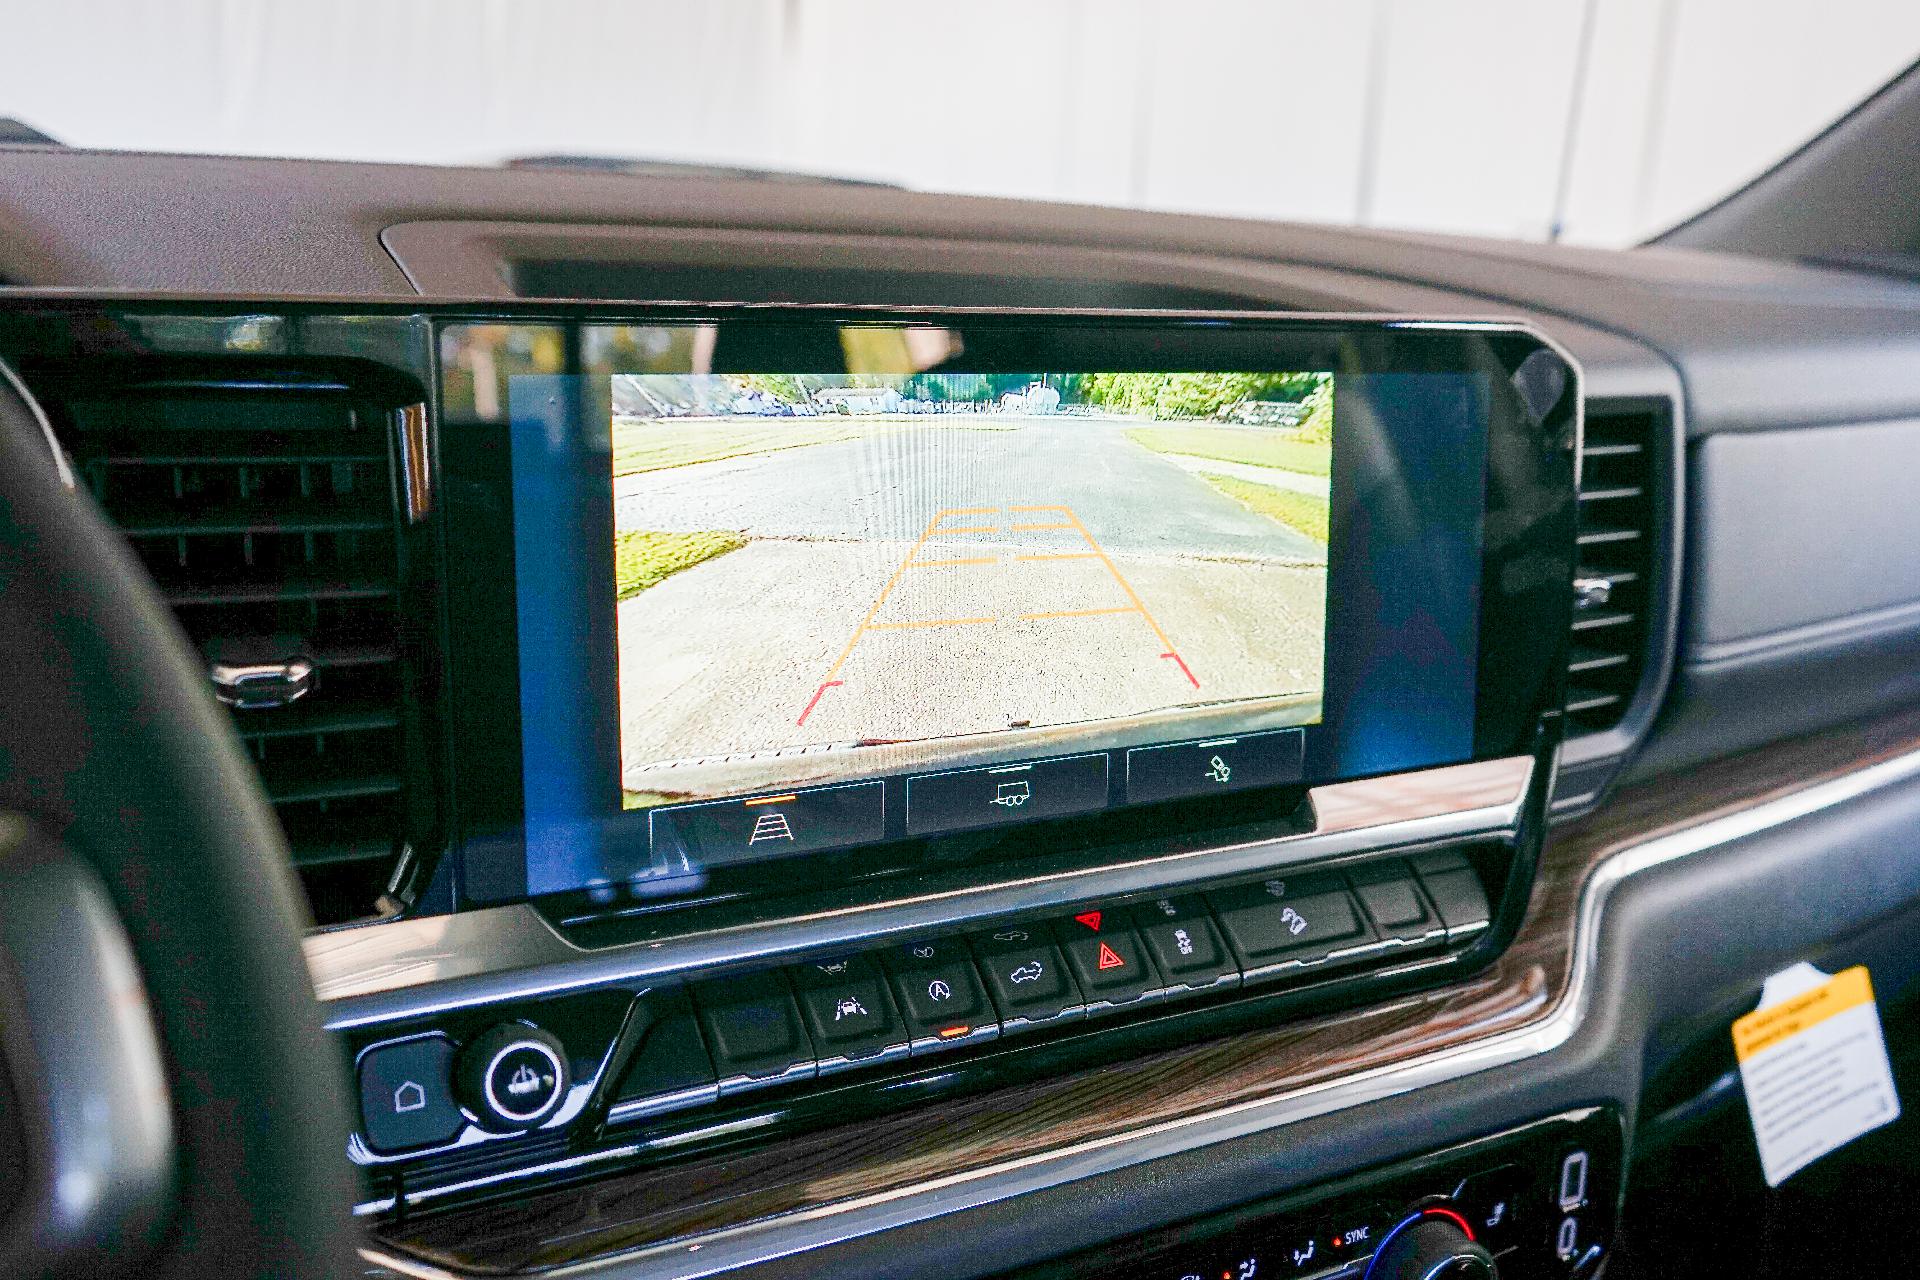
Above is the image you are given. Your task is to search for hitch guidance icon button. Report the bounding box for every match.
[456,1023,571,1132]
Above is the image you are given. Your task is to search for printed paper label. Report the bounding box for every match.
[1733,962,1900,1186]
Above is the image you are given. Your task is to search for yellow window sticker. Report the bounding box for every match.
[1732,963,1900,1187]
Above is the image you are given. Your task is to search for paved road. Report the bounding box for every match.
[613,415,1329,798]
[614,416,1326,564]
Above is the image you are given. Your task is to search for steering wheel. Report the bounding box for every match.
[0,364,358,1279]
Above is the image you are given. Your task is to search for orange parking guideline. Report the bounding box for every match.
[797,500,1199,726]
[1059,505,1200,690]
[797,507,1005,725]
[1017,607,1137,621]
[867,615,999,631]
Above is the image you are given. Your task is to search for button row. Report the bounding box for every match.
[650,728,1307,865]
[608,855,1490,1121]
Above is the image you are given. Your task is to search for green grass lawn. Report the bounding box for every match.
[612,420,882,477]
[1125,425,1332,477]
[1202,475,1330,544]
[615,529,746,601]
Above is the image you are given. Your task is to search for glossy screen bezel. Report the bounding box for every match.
[437,308,1578,912]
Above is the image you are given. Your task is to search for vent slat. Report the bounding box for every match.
[1567,688,1625,715]
[1568,647,1632,675]
[1565,401,1662,738]
[164,577,395,607]
[125,513,390,537]
[236,703,401,741]
[267,771,404,805]
[52,368,408,925]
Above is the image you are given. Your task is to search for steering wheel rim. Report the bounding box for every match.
[0,362,358,1278]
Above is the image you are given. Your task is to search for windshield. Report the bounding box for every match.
[6,3,1919,247]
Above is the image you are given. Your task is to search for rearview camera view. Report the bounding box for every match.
[612,371,1334,812]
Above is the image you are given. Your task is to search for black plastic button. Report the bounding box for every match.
[884,943,1000,1053]
[904,753,1109,837]
[970,926,1084,1030]
[1208,875,1371,974]
[613,986,717,1116]
[1411,849,1471,876]
[1348,862,1445,944]
[1129,895,1240,993]
[690,971,817,1093]
[1123,727,1305,805]
[650,781,885,866]
[1419,867,1492,940]
[1453,1163,1530,1252]
[357,1034,464,1154]
[1051,911,1160,1009]
[791,955,910,1072]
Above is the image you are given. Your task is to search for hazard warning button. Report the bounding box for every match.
[1051,915,1162,1008]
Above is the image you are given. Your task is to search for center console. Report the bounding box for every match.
[304,309,1580,1242]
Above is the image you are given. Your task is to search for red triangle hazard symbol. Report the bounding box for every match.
[1096,942,1125,971]
[1074,910,1103,932]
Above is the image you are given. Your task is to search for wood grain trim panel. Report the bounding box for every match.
[378,707,1920,1274]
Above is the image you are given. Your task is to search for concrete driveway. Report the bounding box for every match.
[615,416,1328,797]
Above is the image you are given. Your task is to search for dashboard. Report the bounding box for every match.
[5,141,1920,1280]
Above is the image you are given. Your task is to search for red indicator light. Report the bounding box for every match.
[1074,910,1103,932]
[937,1025,970,1039]
[1096,942,1126,971]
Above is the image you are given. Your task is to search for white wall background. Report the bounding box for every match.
[6,0,1919,246]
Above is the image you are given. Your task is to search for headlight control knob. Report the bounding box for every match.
[455,1022,570,1132]
[1366,1206,1496,1280]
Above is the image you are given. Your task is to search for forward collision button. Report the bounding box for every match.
[790,955,911,1074]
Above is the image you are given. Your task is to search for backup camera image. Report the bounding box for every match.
[612,371,1333,808]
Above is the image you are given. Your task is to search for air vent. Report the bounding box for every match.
[51,366,417,925]
[1566,400,1661,736]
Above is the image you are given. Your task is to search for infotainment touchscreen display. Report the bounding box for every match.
[440,312,1577,907]
[613,370,1333,829]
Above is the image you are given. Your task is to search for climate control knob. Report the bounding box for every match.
[455,1022,570,1132]
[1366,1207,1496,1280]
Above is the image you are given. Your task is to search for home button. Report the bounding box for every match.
[457,1023,571,1132]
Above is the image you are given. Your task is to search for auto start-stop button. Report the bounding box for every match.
[456,1023,570,1131]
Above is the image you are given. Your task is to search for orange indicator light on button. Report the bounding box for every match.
[938,1025,970,1039]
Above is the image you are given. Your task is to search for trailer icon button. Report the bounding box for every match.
[905,753,1109,837]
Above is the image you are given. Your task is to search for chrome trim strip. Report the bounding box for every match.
[360,741,1920,1280]
[397,402,432,523]
[0,358,76,491]
[309,756,1532,1029]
